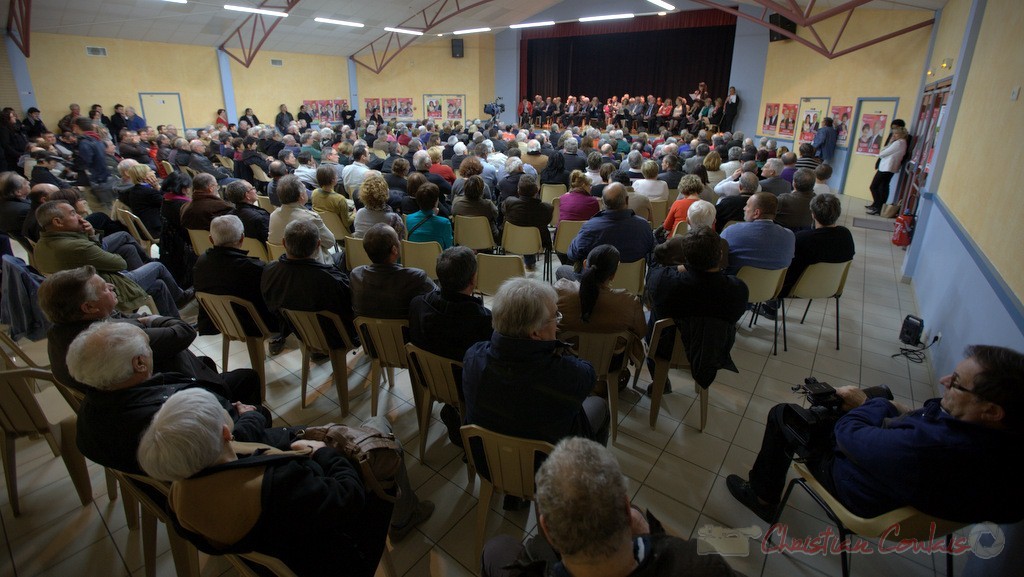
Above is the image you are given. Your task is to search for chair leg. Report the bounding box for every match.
[380,546,398,577]
[221,335,230,372]
[945,535,954,577]
[772,309,779,356]
[649,359,670,428]
[475,480,494,566]
[167,524,200,577]
[122,480,139,531]
[606,378,618,442]
[385,367,396,389]
[834,296,841,350]
[57,419,93,507]
[330,349,350,417]
[1,434,19,516]
[840,528,852,577]
[369,362,381,417]
[781,299,788,352]
[246,339,267,403]
[105,469,118,500]
[142,508,158,577]
[299,345,310,408]
[417,395,433,462]
[698,386,709,432]
[43,431,61,457]
[801,299,813,324]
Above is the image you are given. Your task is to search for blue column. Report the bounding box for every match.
[348,58,359,122]
[4,33,37,112]
[217,49,237,123]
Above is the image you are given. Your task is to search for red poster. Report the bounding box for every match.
[364,98,380,120]
[426,98,442,119]
[397,98,414,119]
[832,105,853,147]
[446,98,463,121]
[762,103,779,134]
[798,108,822,144]
[777,104,798,137]
[855,113,888,155]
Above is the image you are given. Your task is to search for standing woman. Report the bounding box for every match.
[866,126,907,215]
[214,109,229,129]
[722,87,740,132]
[160,171,196,288]
[240,108,260,127]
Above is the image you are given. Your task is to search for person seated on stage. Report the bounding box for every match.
[268,174,336,266]
[311,165,354,234]
[728,345,1024,526]
[350,223,434,319]
[481,437,743,577]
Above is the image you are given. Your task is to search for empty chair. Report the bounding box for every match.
[354,317,409,416]
[609,259,646,295]
[256,195,274,212]
[0,368,92,516]
[194,292,272,401]
[117,208,159,255]
[239,237,269,262]
[787,260,853,350]
[216,154,235,171]
[453,215,496,251]
[406,343,463,460]
[344,236,372,270]
[401,240,442,280]
[475,253,525,296]
[553,220,585,258]
[501,222,549,281]
[540,183,567,205]
[319,210,350,245]
[186,228,214,256]
[281,309,358,415]
[649,200,669,230]
[736,266,788,355]
[559,331,632,442]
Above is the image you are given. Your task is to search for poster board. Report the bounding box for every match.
[363,98,380,119]
[303,99,349,125]
[831,105,854,148]
[777,103,798,139]
[795,97,831,145]
[841,98,899,201]
[760,102,780,136]
[423,94,466,123]
[445,96,465,123]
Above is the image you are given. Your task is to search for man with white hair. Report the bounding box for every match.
[522,139,549,173]
[187,139,233,184]
[268,175,336,266]
[758,157,792,196]
[450,141,469,171]
[413,149,453,198]
[560,137,586,172]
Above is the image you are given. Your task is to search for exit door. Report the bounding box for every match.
[138,92,186,131]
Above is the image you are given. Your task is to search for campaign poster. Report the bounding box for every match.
[397,98,414,120]
[832,106,853,147]
[855,113,888,155]
[762,103,779,134]
[446,97,463,121]
[379,98,396,118]
[424,95,443,119]
[798,108,820,144]
[313,100,329,123]
[364,98,380,119]
[776,104,798,138]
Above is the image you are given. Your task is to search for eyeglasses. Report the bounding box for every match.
[550,311,563,324]
[947,372,980,397]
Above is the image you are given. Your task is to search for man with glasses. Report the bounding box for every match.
[728,345,1024,526]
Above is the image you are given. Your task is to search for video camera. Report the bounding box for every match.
[782,378,893,459]
[483,97,505,117]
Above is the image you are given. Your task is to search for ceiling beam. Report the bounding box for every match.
[219,0,302,68]
[5,0,31,58]
[350,0,495,75]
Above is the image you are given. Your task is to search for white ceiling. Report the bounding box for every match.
[5,0,944,59]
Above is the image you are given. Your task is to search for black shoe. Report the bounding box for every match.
[726,475,777,523]
[757,303,778,321]
[866,208,880,215]
[268,337,286,356]
[864,203,874,209]
[440,404,464,447]
[175,288,195,308]
[310,352,329,362]
[502,495,530,511]
[617,367,631,391]
[645,378,672,397]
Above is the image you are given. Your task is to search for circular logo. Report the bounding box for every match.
[968,522,1005,559]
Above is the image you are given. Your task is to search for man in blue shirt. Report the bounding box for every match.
[719,192,795,275]
[813,117,839,165]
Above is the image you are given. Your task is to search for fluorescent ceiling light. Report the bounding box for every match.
[314,17,364,28]
[162,0,187,4]
[224,4,288,17]
[647,0,675,10]
[509,21,555,29]
[453,27,491,35]
[578,13,634,22]
[384,27,424,36]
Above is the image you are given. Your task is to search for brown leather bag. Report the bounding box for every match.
[297,423,402,502]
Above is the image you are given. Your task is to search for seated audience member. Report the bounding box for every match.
[662,174,703,234]
[187,139,233,184]
[703,151,727,187]
[262,219,357,350]
[502,174,553,271]
[813,163,834,196]
[714,160,761,198]
[683,144,709,174]
[558,169,600,223]
[758,158,791,196]
[589,163,615,199]
[584,151,603,186]
[496,156,526,209]
[412,149,452,199]
[778,152,798,184]
[715,173,760,232]
[624,150,645,181]
[406,182,453,249]
[224,179,270,243]
[719,147,743,177]
[795,142,822,172]
[180,173,233,231]
[562,182,654,276]
[683,200,729,271]
[481,437,743,577]
[384,157,409,194]
[353,173,406,239]
[40,266,239,394]
[34,200,192,316]
[632,160,670,202]
[193,215,276,334]
[691,165,719,204]
[265,160,289,206]
[311,164,354,234]
[0,171,31,242]
[657,154,684,191]
[451,174,498,241]
[408,246,493,444]
[452,156,492,200]
[350,223,434,318]
[268,174,336,266]
[775,168,817,231]
[428,147,455,184]
[539,151,570,189]
[123,164,163,237]
[236,136,270,184]
[29,151,71,188]
[720,193,795,275]
[522,139,549,173]
[158,171,197,286]
[22,183,56,242]
[293,151,318,189]
[728,346,1024,525]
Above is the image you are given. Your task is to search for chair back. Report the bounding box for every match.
[789,261,853,300]
[671,220,688,237]
[722,219,742,231]
[354,317,409,370]
[0,368,55,436]
[256,195,274,211]
[239,237,269,262]
[216,155,235,171]
[453,215,496,251]
[460,425,554,500]
[559,331,630,380]
[116,208,158,252]
[186,228,213,256]
[160,160,176,175]
[319,210,350,240]
[549,195,561,227]
[182,166,199,178]
[401,240,442,279]
[266,242,286,260]
[650,200,669,229]
[500,222,543,256]
[344,236,372,270]
[282,309,356,355]
[250,164,272,183]
[609,259,646,295]
[540,183,566,205]
[647,318,688,368]
[476,253,525,296]
[736,266,788,304]
[553,220,585,255]
[406,344,463,409]
[195,293,273,340]
[0,331,48,370]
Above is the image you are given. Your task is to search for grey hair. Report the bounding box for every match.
[491,277,557,338]
[117,158,139,177]
[763,158,784,176]
[67,322,151,391]
[210,214,244,246]
[739,172,760,194]
[536,437,630,558]
[758,137,768,147]
[687,200,716,230]
[137,388,231,482]
[766,139,777,150]
[563,138,577,153]
[526,139,540,152]
[733,131,744,142]
[454,142,467,155]
[412,149,431,170]
[727,146,742,161]
[505,156,523,173]
[627,150,642,169]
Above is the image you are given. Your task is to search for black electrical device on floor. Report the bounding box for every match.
[899,315,924,345]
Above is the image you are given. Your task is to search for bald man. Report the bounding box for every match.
[559,182,655,279]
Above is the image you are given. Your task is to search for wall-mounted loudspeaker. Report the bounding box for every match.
[769,14,797,42]
[452,38,464,58]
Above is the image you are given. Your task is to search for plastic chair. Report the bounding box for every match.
[266,242,286,260]
[406,343,463,460]
[161,160,176,176]
[644,318,712,431]
[401,240,442,280]
[186,228,213,256]
[117,208,159,255]
[649,200,669,230]
[194,293,272,401]
[559,331,632,442]
[453,215,496,251]
[0,330,50,369]
[553,220,585,257]
[281,309,358,415]
[722,219,742,231]
[216,154,235,171]
[736,266,788,355]
[344,236,372,270]
[182,166,199,178]
[671,220,688,237]
[319,210,350,244]
[239,237,269,262]
[540,183,566,205]
[250,164,272,184]
[501,222,549,281]
[0,368,93,516]
[475,253,525,296]
[353,317,409,417]
[609,259,646,295]
[119,471,202,577]
[256,195,274,212]
[549,195,561,227]
[787,260,853,350]
[773,462,969,577]
[460,424,554,563]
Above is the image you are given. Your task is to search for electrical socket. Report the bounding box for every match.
[935,332,942,343]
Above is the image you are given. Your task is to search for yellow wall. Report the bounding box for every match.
[927,0,971,81]
[935,0,1024,298]
[356,35,495,122]
[28,33,223,129]
[229,50,350,125]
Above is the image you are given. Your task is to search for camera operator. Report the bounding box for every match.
[728,345,1024,526]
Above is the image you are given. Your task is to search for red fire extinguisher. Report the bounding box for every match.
[892,214,914,247]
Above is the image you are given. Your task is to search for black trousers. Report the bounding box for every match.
[868,170,895,210]
[748,404,838,504]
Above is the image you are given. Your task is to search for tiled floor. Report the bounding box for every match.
[1,195,967,577]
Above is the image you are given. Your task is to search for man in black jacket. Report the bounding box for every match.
[224,180,270,242]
